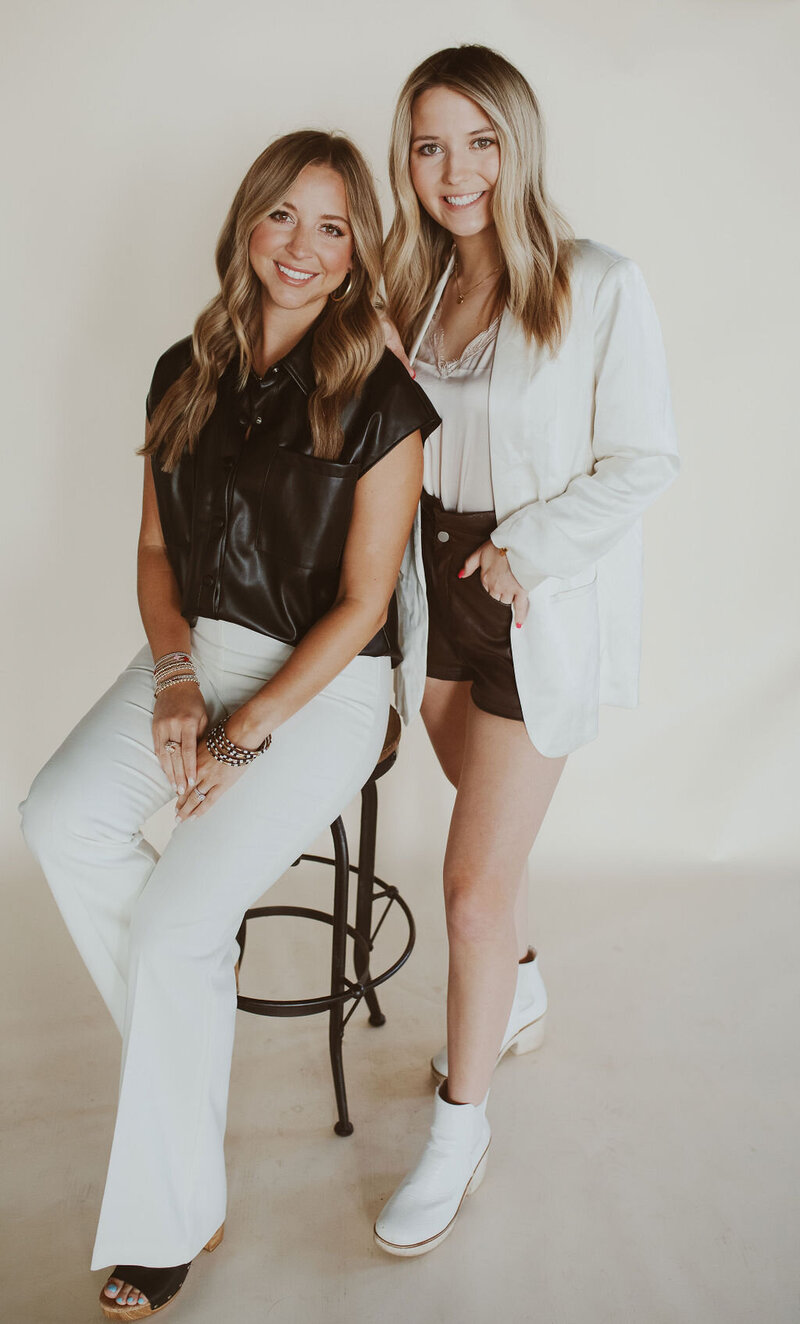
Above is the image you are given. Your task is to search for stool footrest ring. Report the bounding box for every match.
[236,869,415,1019]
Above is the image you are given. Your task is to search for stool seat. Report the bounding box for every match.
[235,705,415,1136]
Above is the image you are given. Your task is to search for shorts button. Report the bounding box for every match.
[437,530,450,543]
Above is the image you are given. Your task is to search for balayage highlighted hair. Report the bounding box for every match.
[143,130,385,470]
[384,45,574,353]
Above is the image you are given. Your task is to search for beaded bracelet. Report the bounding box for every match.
[153,650,198,698]
[153,651,192,673]
[155,665,196,684]
[154,674,200,697]
[205,720,272,767]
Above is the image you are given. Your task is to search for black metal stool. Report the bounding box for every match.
[234,707,415,1136]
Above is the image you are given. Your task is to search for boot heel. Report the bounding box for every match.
[509,1013,547,1056]
[466,1147,489,1196]
[204,1224,225,1253]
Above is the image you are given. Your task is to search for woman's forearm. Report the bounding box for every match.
[137,545,191,663]
[228,595,387,747]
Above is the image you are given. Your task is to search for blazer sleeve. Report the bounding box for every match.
[490,258,680,591]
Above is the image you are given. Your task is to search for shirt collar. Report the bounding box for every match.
[280,326,316,395]
[261,320,317,396]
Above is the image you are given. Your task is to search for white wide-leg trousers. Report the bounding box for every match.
[20,617,391,1270]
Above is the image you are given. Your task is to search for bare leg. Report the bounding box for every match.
[422,679,532,961]
[514,858,530,963]
[420,677,471,789]
[443,700,566,1104]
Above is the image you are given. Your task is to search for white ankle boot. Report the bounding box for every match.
[373,1087,491,1257]
[430,949,548,1085]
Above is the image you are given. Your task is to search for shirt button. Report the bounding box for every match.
[271,366,279,374]
[437,530,450,543]
[255,416,262,425]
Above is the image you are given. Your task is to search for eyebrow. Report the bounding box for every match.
[411,127,495,143]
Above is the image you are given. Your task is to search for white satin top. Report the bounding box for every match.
[414,307,501,513]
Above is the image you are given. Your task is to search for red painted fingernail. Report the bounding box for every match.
[458,570,465,578]
[411,369,416,379]
[516,622,522,628]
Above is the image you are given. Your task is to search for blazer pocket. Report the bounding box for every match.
[256,448,359,569]
[548,568,598,602]
[531,572,600,714]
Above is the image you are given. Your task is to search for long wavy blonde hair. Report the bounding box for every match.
[143,130,385,470]
[384,45,574,352]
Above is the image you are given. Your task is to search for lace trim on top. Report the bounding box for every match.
[421,306,501,378]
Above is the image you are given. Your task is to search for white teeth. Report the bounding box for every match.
[445,192,483,207]
[277,263,315,280]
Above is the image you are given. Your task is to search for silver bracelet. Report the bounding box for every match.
[153,650,193,673]
[154,675,200,697]
[154,666,196,685]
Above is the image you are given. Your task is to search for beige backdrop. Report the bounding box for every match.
[2,2,798,1322]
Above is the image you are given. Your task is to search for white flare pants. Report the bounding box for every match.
[20,617,391,1270]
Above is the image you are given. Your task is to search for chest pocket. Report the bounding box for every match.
[256,447,360,570]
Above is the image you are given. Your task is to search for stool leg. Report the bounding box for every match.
[355,778,386,1027]
[329,816,354,1136]
[234,916,247,997]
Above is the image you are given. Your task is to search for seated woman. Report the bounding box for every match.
[20,129,439,1318]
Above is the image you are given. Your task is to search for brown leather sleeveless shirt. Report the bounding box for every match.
[146,325,440,661]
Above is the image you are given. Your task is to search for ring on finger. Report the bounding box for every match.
[193,787,207,801]
[164,739,180,752]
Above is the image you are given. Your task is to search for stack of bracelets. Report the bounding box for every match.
[153,651,199,697]
[205,721,272,766]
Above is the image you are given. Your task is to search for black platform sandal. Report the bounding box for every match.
[99,1224,224,1319]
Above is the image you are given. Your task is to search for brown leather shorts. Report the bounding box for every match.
[421,490,524,722]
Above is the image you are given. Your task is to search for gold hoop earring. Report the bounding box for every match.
[330,271,353,303]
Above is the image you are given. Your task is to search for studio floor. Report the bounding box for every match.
[3,779,798,1324]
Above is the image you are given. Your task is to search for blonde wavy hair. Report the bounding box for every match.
[384,45,574,352]
[143,130,385,470]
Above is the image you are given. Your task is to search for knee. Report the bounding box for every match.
[21,750,136,860]
[443,869,514,947]
[19,763,63,859]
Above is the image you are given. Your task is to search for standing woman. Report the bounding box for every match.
[374,46,679,1255]
[20,130,438,1315]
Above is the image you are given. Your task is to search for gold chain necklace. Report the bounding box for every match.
[453,251,503,304]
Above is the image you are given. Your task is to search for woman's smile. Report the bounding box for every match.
[442,191,486,210]
[273,260,319,285]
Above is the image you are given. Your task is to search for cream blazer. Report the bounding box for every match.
[394,239,680,758]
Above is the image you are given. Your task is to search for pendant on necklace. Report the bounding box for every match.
[457,294,464,305]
